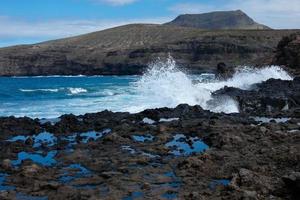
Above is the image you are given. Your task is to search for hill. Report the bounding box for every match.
[0,24,297,76]
[165,10,270,30]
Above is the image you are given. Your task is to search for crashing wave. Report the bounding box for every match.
[126,56,292,114]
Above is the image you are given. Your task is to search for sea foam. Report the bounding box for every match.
[126,57,292,114]
[20,88,59,92]
[68,88,88,95]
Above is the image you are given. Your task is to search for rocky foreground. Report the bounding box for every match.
[0,77,299,200]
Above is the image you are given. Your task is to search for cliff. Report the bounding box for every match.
[274,32,300,76]
[0,24,297,76]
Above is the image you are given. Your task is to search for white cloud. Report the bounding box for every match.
[169,0,300,29]
[169,3,216,14]
[93,0,138,6]
[0,16,170,46]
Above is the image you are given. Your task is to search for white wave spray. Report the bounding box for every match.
[20,88,59,92]
[68,87,88,95]
[126,57,292,113]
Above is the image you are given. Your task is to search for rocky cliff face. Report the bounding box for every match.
[274,33,300,76]
[165,10,270,30]
[0,24,297,76]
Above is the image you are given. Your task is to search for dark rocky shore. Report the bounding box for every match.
[0,77,299,200]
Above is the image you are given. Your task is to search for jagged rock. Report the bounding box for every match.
[213,78,300,115]
[274,33,300,76]
[216,62,235,79]
[1,159,12,171]
[282,172,300,197]
[21,164,42,177]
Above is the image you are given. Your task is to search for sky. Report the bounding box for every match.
[0,0,300,47]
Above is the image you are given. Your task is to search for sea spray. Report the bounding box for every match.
[133,57,205,110]
[126,57,292,113]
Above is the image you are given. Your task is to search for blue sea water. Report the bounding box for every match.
[0,76,139,118]
[0,63,291,118]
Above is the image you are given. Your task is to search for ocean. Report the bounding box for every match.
[0,58,292,119]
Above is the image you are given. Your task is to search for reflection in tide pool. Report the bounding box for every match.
[16,193,48,200]
[80,129,111,143]
[0,173,16,191]
[12,151,57,167]
[165,134,209,156]
[7,132,57,148]
[61,128,112,147]
[161,192,177,199]
[122,191,144,200]
[59,164,92,184]
[209,179,231,190]
[252,117,291,123]
[121,146,136,154]
[132,134,154,142]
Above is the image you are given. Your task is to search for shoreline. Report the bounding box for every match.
[0,77,299,199]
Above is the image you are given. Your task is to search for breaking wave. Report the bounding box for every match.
[67,88,88,95]
[20,88,59,92]
[127,57,292,113]
[20,87,88,95]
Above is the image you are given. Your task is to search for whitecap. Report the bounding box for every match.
[20,88,59,92]
[68,87,88,95]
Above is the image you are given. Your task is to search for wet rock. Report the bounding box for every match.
[25,137,34,146]
[0,104,299,199]
[216,62,235,79]
[274,33,300,76]
[49,186,81,200]
[242,190,257,199]
[259,126,268,134]
[21,164,42,177]
[1,159,12,171]
[100,171,123,179]
[0,191,17,200]
[102,132,121,143]
[213,78,300,115]
[282,172,300,197]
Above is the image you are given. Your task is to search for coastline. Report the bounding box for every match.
[1,5,299,200]
[0,77,299,199]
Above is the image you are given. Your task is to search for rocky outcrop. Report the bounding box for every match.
[0,103,299,199]
[0,24,297,76]
[274,33,300,76]
[213,77,300,116]
[216,62,235,79]
[165,10,270,30]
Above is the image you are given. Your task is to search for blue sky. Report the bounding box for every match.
[1,0,300,47]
